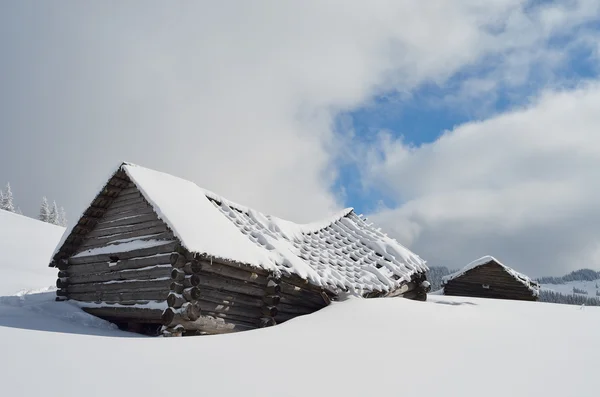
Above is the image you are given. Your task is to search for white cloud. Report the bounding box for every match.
[0,0,598,233]
[364,82,600,276]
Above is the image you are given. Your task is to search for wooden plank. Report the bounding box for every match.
[68,240,177,265]
[78,232,174,251]
[67,278,171,294]
[66,265,172,285]
[94,213,158,229]
[86,220,168,239]
[199,288,264,308]
[82,306,164,322]
[69,290,170,302]
[164,314,255,333]
[192,261,268,285]
[194,273,266,297]
[100,207,155,223]
[108,196,147,210]
[280,281,328,306]
[67,253,172,274]
[194,299,264,320]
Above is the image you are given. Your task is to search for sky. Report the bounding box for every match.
[1,1,600,277]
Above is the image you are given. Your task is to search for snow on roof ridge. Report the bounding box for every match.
[442,255,540,296]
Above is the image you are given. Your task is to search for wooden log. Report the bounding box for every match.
[83,306,164,323]
[82,228,170,248]
[94,213,156,229]
[167,293,186,308]
[67,241,177,265]
[169,253,187,268]
[279,293,327,310]
[162,314,254,334]
[67,253,171,274]
[194,299,264,320]
[277,302,319,315]
[66,278,171,294]
[57,270,68,278]
[170,282,185,294]
[69,290,169,303]
[107,196,146,210]
[56,278,69,289]
[201,311,260,326]
[199,288,264,308]
[99,206,155,223]
[56,289,68,297]
[192,260,267,284]
[194,274,266,297]
[85,220,168,239]
[194,254,270,277]
[182,287,202,301]
[183,275,201,288]
[279,281,327,305]
[259,317,277,328]
[171,268,186,282]
[161,303,200,325]
[66,265,171,285]
[262,295,281,306]
[261,306,278,317]
[182,260,201,274]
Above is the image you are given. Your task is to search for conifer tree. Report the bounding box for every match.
[58,206,68,227]
[50,201,60,225]
[39,197,50,222]
[2,183,15,212]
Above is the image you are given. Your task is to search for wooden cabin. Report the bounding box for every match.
[442,256,539,301]
[50,162,429,336]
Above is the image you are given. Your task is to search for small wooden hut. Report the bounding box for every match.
[442,256,539,301]
[50,162,429,336]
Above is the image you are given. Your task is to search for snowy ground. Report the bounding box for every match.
[1,210,600,396]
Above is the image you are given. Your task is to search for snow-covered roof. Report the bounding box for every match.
[54,162,428,295]
[442,256,540,296]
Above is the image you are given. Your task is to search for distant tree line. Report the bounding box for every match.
[0,182,67,227]
[536,269,600,284]
[538,290,600,306]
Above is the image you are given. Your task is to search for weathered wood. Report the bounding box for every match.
[199,288,264,308]
[170,282,185,294]
[56,289,68,297]
[194,253,270,276]
[183,275,201,288]
[107,195,147,210]
[56,278,69,289]
[183,287,202,301]
[280,281,327,305]
[69,290,169,302]
[262,295,281,306]
[161,303,200,325]
[200,310,260,326]
[95,211,157,229]
[85,220,168,239]
[277,302,319,315]
[167,293,186,308]
[66,278,171,294]
[68,241,177,265]
[194,299,264,319]
[66,265,171,285]
[170,268,186,282]
[83,306,164,323]
[194,274,266,297]
[170,253,187,268]
[77,231,174,252]
[162,314,254,333]
[67,253,171,274]
[279,293,327,310]
[192,261,267,285]
[99,206,155,223]
[116,186,140,197]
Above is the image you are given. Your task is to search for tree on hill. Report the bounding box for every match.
[49,201,60,225]
[58,206,68,227]
[39,197,50,222]
[0,183,15,212]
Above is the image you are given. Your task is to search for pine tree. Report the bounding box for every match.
[1,183,15,212]
[58,206,68,227]
[15,207,23,215]
[0,190,4,211]
[49,201,60,225]
[39,197,50,222]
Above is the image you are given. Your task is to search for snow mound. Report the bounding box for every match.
[0,210,65,295]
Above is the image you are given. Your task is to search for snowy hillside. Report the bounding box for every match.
[0,209,64,295]
[1,210,599,396]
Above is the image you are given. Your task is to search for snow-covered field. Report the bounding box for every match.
[1,209,599,396]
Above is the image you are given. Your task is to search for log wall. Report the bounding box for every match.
[443,262,538,301]
[54,173,179,334]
